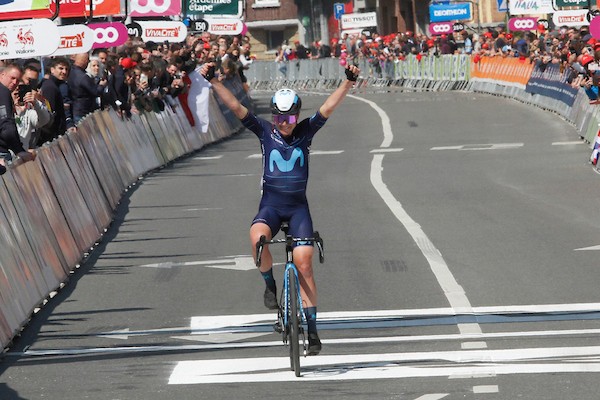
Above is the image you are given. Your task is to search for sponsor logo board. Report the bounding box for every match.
[138,20,187,42]
[0,18,59,60]
[52,24,95,56]
[88,22,128,49]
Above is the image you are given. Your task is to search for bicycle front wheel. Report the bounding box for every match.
[287,267,301,376]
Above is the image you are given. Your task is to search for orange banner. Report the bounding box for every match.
[471,56,534,87]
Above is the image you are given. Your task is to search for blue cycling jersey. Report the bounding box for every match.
[241,111,328,206]
[241,110,328,239]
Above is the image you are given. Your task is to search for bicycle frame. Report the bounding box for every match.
[255,224,324,376]
[282,258,305,347]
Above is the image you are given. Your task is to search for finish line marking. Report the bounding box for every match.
[14,326,600,358]
[168,345,600,384]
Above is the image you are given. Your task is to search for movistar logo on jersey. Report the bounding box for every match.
[269,148,304,172]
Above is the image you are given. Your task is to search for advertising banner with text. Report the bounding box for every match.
[470,56,534,89]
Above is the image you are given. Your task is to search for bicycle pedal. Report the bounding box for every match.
[273,321,283,333]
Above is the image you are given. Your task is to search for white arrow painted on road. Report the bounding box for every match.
[574,245,600,251]
[137,256,256,271]
[172,332,271,344]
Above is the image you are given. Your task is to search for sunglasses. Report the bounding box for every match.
[273,114,298,124]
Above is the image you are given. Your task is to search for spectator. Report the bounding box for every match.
[22,65,41,89]
[86,55,107,109]
[0,64,35,173]
[13,76,52,150]
[39,57,72,145]
[163,60,187,110]
[69,52,106,124]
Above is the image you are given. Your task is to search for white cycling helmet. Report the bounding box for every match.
[270,88,302,115]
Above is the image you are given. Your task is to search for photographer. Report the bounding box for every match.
[13,80,52,150]
[572,54,600,104]
[0,64,36,174]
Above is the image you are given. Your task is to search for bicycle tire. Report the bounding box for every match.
[288,267,301,376]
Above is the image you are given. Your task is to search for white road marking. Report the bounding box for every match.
[431,143,523,151]
[350,92,484,346]
[552,141,585,146]
[247,150,343,159]
[414,395,448,400]
[370,154,482,340]
[19,327,600,358]
[168,346,600,384]
[137,256,256,271]
[311,150,344,155]
[193,155,223,160]
[183,207,222,211]
[473,385,499,394]
[574,245,600,251]
[348,94,393,148]
[431,145,463,150]
[370,148,404,153]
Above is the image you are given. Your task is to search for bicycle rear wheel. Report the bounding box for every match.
[287,267,301,376]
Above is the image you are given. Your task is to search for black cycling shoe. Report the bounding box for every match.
[307,332,322,356]
[263,286,278,310]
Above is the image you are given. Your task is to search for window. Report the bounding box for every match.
[267,30,284,51]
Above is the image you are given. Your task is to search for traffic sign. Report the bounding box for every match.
[334,3,345,20]
[497,0,507,12]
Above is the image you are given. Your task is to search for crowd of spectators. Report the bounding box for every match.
[3,23,600,175]
[276,24,600,103]
[0,31,255,174]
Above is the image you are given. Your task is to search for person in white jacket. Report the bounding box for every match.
[12,86,52,151]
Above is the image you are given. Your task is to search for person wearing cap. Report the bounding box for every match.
[200,61,361,356]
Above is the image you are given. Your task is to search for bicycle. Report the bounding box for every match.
[255,222,324,377]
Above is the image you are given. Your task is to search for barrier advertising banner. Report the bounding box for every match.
[429,22,453,36]
[138,21,187,42]
[88,22,128,49]
[470,56,534,89]
[0,18,59,60]
[555,0,587,7]
[185,0,242,17]
[0,0,49,12]
[57,0,120,18]
[508,17,538,31]
[552,10,589,27]
[130,0,181,17]
[52,24,95,56]
[206,18,244,35]
[429,3,471,22]
[341,12,377,29]
[525,63,579,107]
[509,0,553,15]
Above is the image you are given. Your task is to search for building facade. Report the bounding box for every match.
[242,0,511,59]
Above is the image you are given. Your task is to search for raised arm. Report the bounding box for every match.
[318,65,360,119]
[200,62,249,120]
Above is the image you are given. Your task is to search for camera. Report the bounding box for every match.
[17,84,32,104]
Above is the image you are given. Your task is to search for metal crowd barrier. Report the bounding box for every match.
[0,82,247,350]
[247,55,597,145]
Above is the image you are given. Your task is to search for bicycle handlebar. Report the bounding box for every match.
[255,232,325,268]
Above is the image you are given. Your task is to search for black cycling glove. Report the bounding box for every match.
[345,67,358,82]
[203,65,216,82]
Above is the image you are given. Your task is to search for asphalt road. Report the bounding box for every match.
[2,89,600,400]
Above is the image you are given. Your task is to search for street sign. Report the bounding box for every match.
[334,2,345,20]
[497,0,507,12]
[185,0,242,17]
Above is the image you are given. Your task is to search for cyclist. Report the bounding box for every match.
[201,62,360,356]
